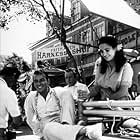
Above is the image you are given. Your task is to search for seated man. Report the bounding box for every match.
[24,70,103,140]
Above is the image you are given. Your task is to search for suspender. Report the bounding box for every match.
[35,92,41,121]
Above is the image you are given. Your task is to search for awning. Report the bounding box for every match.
[81,0,140,30]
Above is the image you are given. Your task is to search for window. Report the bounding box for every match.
[46,24,53,37]
[112,23,129,34]
[95,25,105,38]
[93,22,105,40]
[81,28,91,43]
[72,33,81,42]
[61,57,66,63]
[71,0,80,22]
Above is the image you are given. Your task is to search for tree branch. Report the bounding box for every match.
[32,0,42,7]
[49,0,61,20]
[30,0,83,82]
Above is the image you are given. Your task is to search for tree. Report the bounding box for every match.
[4,53,31,73]
[1,0,83,82]
[0,0,24,29]
[0,53,31,93]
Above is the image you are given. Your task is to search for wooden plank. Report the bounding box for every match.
[86,117,121,123]
[83,100,140,108]
[103,135,140,140]
[83,110,140,117]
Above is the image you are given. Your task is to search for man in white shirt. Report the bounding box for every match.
[0,66,21,140]
[24,70,103,140]
[64,68,90,101]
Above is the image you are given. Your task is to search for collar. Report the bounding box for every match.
[67,81,79,87]
[0,77,7,86]
[36,87,52,97]
[74,81,80,87]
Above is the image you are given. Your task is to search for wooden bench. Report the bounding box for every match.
[82,100,140,116]
[77,100,140,134]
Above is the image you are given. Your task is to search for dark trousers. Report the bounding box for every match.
[0,128,7,140]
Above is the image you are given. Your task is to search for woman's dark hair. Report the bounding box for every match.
[98,35,127,74]
[98,35,118,49]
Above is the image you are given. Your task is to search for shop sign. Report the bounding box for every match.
[117,31,140,48]
[36,43,93,60]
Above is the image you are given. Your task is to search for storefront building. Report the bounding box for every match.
[29,0,140,85]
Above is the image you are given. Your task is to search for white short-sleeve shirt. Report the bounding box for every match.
[94,58,133,92]
[0,77,20,128]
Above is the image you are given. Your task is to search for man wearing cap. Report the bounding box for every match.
[0,66,22,140]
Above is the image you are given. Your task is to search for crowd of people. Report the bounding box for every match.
[0,35,140,140]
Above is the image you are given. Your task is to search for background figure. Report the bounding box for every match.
[24,70,103,140]
[128,84,138,100]
[64,68,90,102]
[0,66,22,140]
[137,72,140,96]
[17,72,33,122]
[122,93,140,132]
[89,35,133,101]
[122,73,140,131]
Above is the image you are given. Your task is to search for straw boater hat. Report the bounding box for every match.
[17,73,27,82]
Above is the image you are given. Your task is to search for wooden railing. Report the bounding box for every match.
[77,100,140,124]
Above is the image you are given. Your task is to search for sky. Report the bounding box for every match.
[0,0,71,64]
[0,17,46,64]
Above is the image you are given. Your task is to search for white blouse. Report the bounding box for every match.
[94,58,133,92]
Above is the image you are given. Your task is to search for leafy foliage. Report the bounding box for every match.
[0,0,63,29]
[0,0,20,29]
[4,53,31,73]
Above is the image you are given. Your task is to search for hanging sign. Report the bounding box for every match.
[117,31,140,48]
[36,43,93,60]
